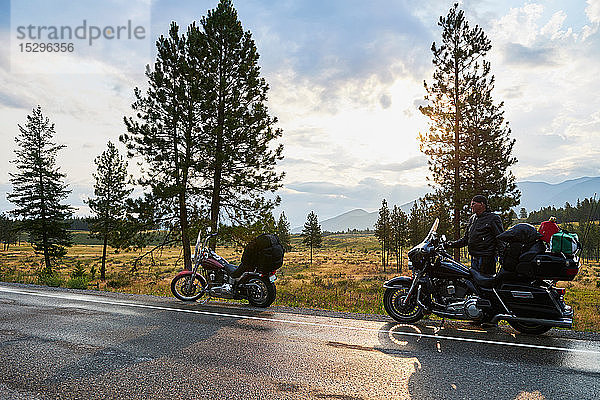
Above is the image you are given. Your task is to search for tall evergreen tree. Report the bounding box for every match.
[8,106,72,274]
[86,142,133,280]
[407,199,429,247]
[519,207,528,219]
[374,199,391,271]
[122,1,284,264]
[302,211,322,266]
[390,205,409,273]
[276,211,292,251]
[0,214,17,251]
[196,0,284,232]
[418,3,519,258]
[122,22,206,270]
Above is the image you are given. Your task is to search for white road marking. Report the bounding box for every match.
[1,285,599,356]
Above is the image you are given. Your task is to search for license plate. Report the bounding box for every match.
[269,274,277,282]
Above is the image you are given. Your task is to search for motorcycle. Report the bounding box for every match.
[383,218,578,335]
[171,231,279,307]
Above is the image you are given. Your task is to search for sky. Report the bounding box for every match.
[1,0,600,228]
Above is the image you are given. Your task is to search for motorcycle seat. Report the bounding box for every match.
[223,261,250,279]
[222,261,239,276]
[470,268,518,289]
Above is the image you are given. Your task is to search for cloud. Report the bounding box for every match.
[586,0,600,24]
[502,42,557,66]
[236,0,434,111]
[364,156,427,172]
[379,93,392,109]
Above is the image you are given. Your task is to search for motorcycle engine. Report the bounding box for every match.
[464,297,484,320]
[208,270,225,285]
[432,278,468,304]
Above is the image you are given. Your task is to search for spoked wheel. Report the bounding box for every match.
[171,274,208,302]
[247,277,276,308]
[383,284,424,323]
[508,320,552,335]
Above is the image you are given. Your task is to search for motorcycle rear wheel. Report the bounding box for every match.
[247,277,276,308]
[508,320,551,335]
[383,284,424,323]
[171,274,207,302]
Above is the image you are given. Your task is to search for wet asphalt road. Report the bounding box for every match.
[0,282,599,400]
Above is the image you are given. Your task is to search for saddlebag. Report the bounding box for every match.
[241,234,285,274]
[496,283,563,320]
[515,253,579,281]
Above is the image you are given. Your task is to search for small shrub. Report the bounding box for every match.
[71,262,87,278]
[66,276,89,290]
[107,273,131,289]
[90,265,96,280]
[38,271,64,287]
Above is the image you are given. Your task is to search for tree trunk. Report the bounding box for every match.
[453,50,461,261]
[210,62,226,249]
[101,234,108,280]
[179,192,192,271]
[39,168,51,274]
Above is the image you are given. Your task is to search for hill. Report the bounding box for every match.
[291,177,599,232]
[292,201,414,233]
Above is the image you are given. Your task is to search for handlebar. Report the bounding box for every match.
[202,232,218,249]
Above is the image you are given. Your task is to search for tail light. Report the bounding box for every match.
[554,287,566,296]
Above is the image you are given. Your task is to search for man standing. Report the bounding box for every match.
[447,195,504,276]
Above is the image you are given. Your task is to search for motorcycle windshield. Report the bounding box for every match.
[424,218,439,243]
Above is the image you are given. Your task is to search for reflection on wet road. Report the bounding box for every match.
[0,283,598,399]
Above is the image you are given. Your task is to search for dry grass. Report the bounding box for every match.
[1,233,599,332]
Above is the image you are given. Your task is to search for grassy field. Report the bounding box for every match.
[1,233,599,332]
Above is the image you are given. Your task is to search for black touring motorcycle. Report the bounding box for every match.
[383,219,579,334]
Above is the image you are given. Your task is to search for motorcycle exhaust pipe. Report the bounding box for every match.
[491,314,573,329]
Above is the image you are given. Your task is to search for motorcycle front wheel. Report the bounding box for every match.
[247,277,276,308]
[383,283,424,323]
[508,320,551,335]
[171,274,207,302]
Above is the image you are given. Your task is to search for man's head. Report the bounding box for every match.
[471,195,487,215]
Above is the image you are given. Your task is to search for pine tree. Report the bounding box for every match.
[407,199,428,247]
[276,211,292,251]
[196,0,284,232]
[8,106,72,274]
[122,1,284,263]
[390,206,409,273]
[122,22,205,270]
[302,211,322,266]
[519,207,528,219]
[0,213,15,251]
[419,3,519,258]
[374,199,391,271]
[86,142,133,280]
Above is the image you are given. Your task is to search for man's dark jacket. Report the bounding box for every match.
[449,211,504,257]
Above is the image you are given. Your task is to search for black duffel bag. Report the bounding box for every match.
[241,233,285,274]
[497,223,543,243]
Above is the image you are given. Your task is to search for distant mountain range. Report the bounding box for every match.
[292,177,600,233]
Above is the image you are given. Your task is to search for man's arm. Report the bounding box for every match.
[492,215,505,257]
[447,217,470,248]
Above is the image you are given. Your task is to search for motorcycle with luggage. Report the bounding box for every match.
[383,218,579,334]
[171,230,284,307]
